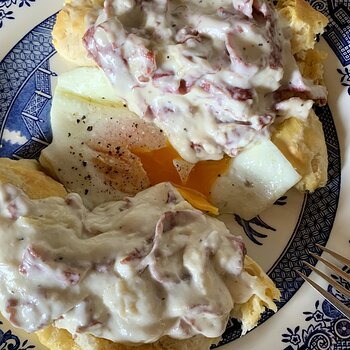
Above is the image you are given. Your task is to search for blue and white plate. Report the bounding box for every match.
[0,0,349,349]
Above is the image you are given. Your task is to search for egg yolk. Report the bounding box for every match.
[131,143,231,215]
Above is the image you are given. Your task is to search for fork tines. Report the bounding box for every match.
[297,243,350,319]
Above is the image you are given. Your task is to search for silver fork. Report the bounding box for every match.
[297,243,350,319]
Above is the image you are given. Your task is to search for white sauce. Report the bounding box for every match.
[0,182,247,343]
[83,0,326,162]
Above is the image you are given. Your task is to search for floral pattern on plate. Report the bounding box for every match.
[0,0,37,28]
[281,265,350,350]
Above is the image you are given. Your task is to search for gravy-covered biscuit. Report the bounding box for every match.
[51,0,329,196]
[36,253,279,350]
[0,158,279,350]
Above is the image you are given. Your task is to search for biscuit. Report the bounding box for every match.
[277,0,328,54]
[231,256,279,331]
[0,158,66,199]
[52,0,103,66]
[295,49,327,87]
[36,326,218,350]
[271,110,328,192]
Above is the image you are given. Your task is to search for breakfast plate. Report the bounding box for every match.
[0,0,349,349]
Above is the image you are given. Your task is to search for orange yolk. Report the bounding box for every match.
[175,185,219,216]
[131,143,231,215]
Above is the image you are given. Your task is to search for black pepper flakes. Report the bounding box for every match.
[87,126,93,131]
[82,161,87,167]
[68,132,71,137]
[84,189,89,195]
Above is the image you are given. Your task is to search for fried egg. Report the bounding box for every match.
[40,67,301,218]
